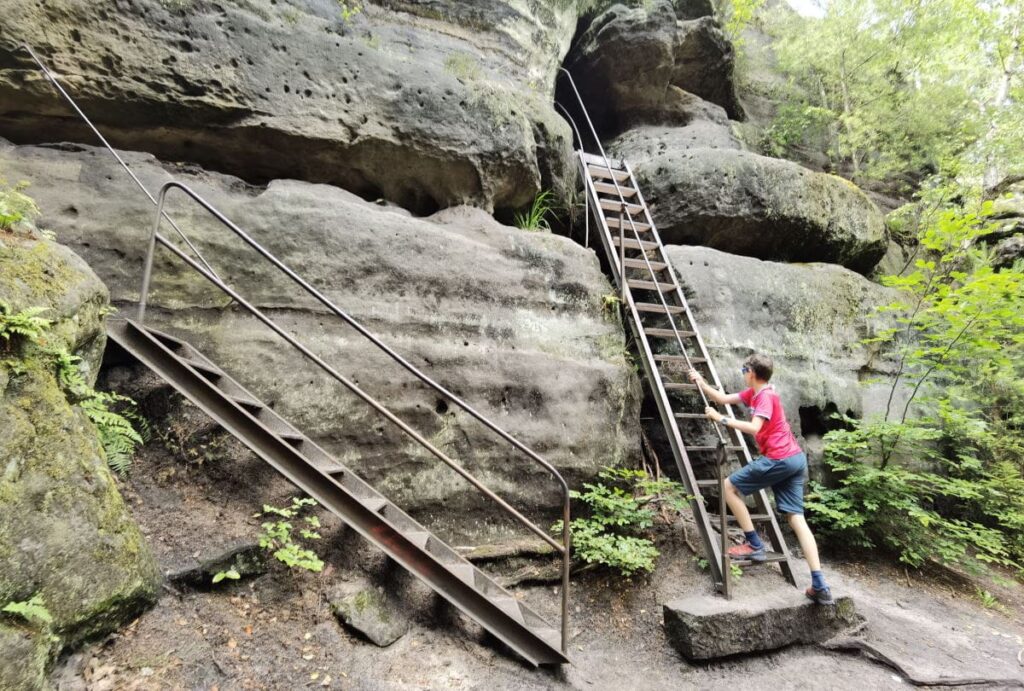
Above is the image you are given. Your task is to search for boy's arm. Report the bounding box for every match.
[704,409,764,437]
[688,369,742,405]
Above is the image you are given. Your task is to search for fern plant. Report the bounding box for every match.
[1,595,53,625]
[0,178,41,231]
[0,302,51,351]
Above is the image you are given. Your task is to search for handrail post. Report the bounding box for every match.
[138,187,171,322]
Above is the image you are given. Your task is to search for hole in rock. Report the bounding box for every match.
[435,399,450,415]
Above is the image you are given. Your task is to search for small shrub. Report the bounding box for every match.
[337,0,361,22]
[212,568,241,584]
[514,190,554,232]
[259,497,325,573]
[552,467,690,576]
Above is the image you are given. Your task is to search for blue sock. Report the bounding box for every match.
[744,530,764,550]
[811,570,828,590]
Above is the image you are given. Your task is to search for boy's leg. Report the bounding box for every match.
[724,457,776,559]
[787,513,821,571]
[771,452,834,604]
[724,478,755,532]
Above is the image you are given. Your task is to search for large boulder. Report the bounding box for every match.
[0,231,160,687]
[661,245,902,471]
[611,136,888,274]
[562,0,743,137]
[0,139,642,540]
[0,0,578,214]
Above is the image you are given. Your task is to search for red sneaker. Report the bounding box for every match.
[727,542,766,562]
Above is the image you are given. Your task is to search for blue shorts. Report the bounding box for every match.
[728,452,807,515]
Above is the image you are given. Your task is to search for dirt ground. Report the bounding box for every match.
[49,378,1024,690]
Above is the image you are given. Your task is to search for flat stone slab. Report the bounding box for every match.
[663,589,860,660]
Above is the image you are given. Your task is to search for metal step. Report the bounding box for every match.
[685,445,744,453]
[586,164,630,182]
[623,259,668,272]
[663,382,699,391]
[106,318,567,666]
[637,302,684,314]
[599,199,645,215]
[627,279,675,293]
[644,328,696,339]
[611,236,658,251]
[593,181,637,197]
[606,217,651,232]
[656,354,706,364]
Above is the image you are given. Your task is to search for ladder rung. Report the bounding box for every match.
[404,531,431,550]
[696,479,721,488]
[230,395,263,412]
[734,553,788,566]
[656,354,706,363]
[645,328,696,339]
[611,237,658,251]
[178,355,222,378]
[587,164,630,181]
[627,279,675,293]
[664,383,699,391]
[490,595,526,625]
[686,445,744,452]
[599,199,645,215]
[140,324,186,350]
[593,181,637,197]
[623,259,668,272]
[636,302,683,314]
[727,514,771,523]
[363,496,388,514]
[606,217,651,231]
[674,412,709,419]
[447,563,477,587]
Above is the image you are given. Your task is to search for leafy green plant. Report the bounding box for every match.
[337,1,361,23]
[0,302,51,351]
[975,587,1001,609]
[0,178,40,231]
[808,200,1024,575]
[514,190,554,232]
[2,595,53,625]
[259,497,325,573]
[552,467,690,576]
[212,568,241,584]
[54,348,148,475]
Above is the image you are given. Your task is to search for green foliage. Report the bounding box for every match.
[514,190,554,232]
[212,568,241,584]
[809,199,1024,575]
[336,1,361,23]
[0,302,51,351]
[259,497,324,573]
[54,349,148,476]
[763,0,1023,189]
[553,467,691,576]
[0,178,40,231]
[718,0,766,48]
[1,595,53,626]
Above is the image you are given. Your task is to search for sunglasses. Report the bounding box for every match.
[740,366,750,374]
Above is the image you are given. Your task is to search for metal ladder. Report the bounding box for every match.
[22,44,570,666]
[558,70,797,595]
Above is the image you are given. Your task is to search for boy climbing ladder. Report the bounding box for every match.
[689,354,835,605]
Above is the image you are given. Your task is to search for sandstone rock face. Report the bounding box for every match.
[563,0,743,136]
[330,581,410,647]
[0,0,578,214]
[611,139,888,273]
[0,232,160,684]
[0,139,641,539]
[661,245,901,470]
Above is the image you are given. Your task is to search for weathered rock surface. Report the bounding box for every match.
[330,580,410,647]
[165,541,267,588]
[0,139,641,541]
[994,234,1024,268]
[563,0,743,136]
[663,592,860,660]
[612,139,888,273]
[0,232,160,683]
[661,245,902,471]
[0,0,578,214]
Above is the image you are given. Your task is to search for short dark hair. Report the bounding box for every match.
[744,354,774,382]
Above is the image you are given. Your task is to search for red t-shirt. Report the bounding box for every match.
[738,386,802,459]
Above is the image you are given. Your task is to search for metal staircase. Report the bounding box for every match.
[108,318,566,666]
[558,69,798,595]
[22,44,570,667]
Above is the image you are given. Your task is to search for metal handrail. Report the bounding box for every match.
[141,182,571,650]
[18,44,221,283]
[556,68,726,443]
